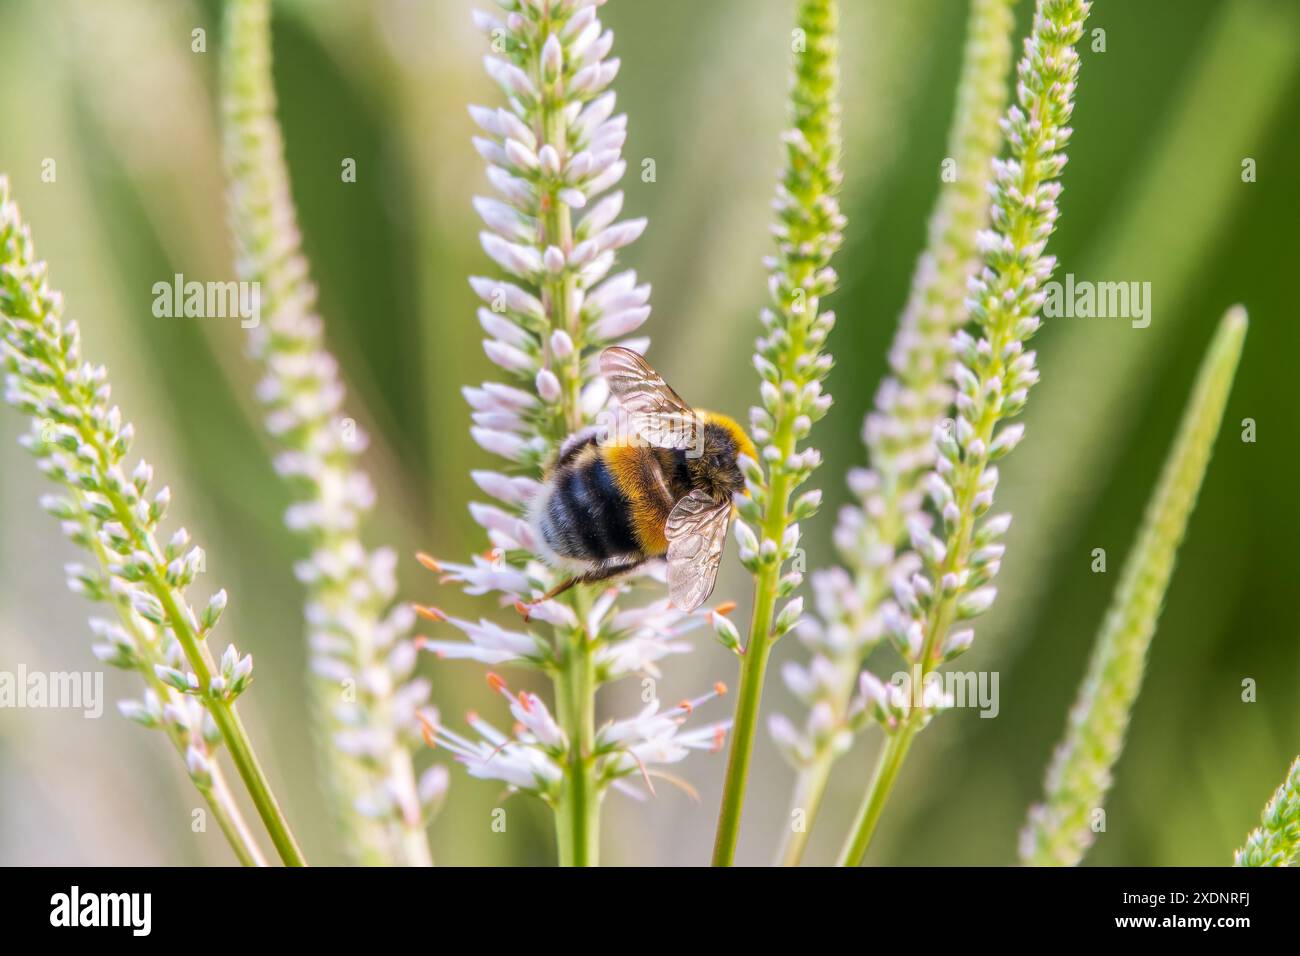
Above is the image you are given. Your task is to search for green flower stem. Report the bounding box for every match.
[838,715,929,867]
[151,561,305,867]
[775,592,878,868]
[202,773,266,867]
[714,379,807,865]
[835,724,916,867]
[837,493,972,866]
[1021,307,1248,866]
[712,553,782,867]
[130,606,269,866]
[553,610,600,867]
[133,618,268,866]
[1235,756,1300,867]
[200,676,307,868]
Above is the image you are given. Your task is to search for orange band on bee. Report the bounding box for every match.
[601,442,673,554]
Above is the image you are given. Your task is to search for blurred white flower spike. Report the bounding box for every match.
[221,0,436,867]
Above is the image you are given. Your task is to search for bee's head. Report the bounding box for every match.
[690,414,757,501]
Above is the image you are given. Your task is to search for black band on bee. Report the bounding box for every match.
[542,455,641,562]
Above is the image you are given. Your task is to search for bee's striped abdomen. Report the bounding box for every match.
[539,447,642,564]
[603,444,680,556]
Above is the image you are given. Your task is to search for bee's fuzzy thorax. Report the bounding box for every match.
[692,412,757,500]
[699,411,759,465]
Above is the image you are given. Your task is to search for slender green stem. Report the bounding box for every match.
[776,584,885,867]
[712,274,817,863]
[712,569,778,866]
[146,660,268,867]
[830,349,975,867]
[714,444,799,865]
[202,770,268,867]
[146,552,306,867]
[553,595,599,867]
[100,442,304,868]
[146,665,269,867]
[836,725,917,866]
[204,690,307,867]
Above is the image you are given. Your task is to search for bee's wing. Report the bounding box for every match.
[599,346,702,452]
[665,489,732,612]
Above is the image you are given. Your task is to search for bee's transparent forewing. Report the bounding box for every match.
[665,489,731,611]
[600,346,702,452]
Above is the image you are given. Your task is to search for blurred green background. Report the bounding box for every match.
[1,0,1298,866]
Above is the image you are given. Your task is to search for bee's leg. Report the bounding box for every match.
[516,576,579,620]
[577,559,647,586]
[540,576,581,602]
[517,561,645,619]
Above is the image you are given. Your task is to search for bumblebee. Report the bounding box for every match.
[529,347,757,612]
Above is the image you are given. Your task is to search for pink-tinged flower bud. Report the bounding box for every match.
[592,306,650,340]
[540,33,563,81]
[471,427,528,461]
[535,369,562,403]
[483,339,534,373]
